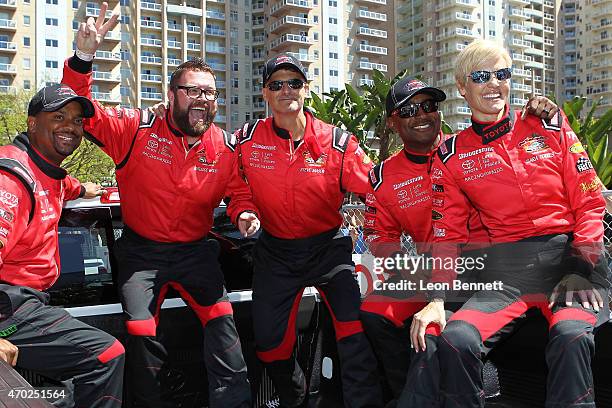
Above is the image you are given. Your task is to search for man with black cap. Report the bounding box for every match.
[360,77,556,407]
[233,53,383,407]
[0,83,125,407]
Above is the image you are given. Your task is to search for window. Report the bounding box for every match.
[244,46,250,56]
[329,52,338,59]
[329,35,338,41]
[120,0,130,5]
[232,60,239,71]
[313,32,318,40]
[314,68,319,75]
[329,0,337,5]
[23,58,30,69]
[330,70,338,76]
[46,39,58,47]
[24,80,31,90]
[329,17,337,24]
[231,95,239,104]
[232,78,239,88]
[489,29,496,36]
[23,37,30,46]
[46,0,58,4]
[46,60,59,69]
[488,15,495,21]
[230,11,238,22]
[24,15,30,25]
[72,20,79,29]
[72,0,78,7]
[46,18,59,26]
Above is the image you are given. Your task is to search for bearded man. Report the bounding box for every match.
[60,5,259,407]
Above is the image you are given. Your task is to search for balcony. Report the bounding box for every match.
[206,45,226,54]
[357,10,387,21]
[359,78,374,86]
[96,51,121,61]
[512,38,532,48]
[270,33,313,50]
[92,71,121,82]
[435,42,466,56]
[358,61,388,72]
[187,25,201,34]
[141,37,162,47]
[141,92,163,100]
[214,115,227,123]
[253,52,266,61]
[141,73,162,82]
[141,20,162,29]
[270,16,313,33]
[209,62,226,71]
[436,0,478,11]
[436,78,455,87]
[455,11,475,22]
[141,55,162,64]
[359,0,387,5]
[92,92,120,103]
[0,63,15,73]
[206,27,226,37]
[206,10,226,20]
[0,0,16,9]
[167,40,181,48]
[436,27,475,41]
[253,35,266,45]
[253,2,265,11]
[544,26,555,33]
[86,6,114,18]
[0,19,15,31]
[512,53,533,62]
[544,12,554,20]
[456,122,471,130]
[510,23,531,34]
[358,26,387,38]
[509,0,530,4]
[287,52,318,63]
[0,41,16,52]
[140,1,162,11]
[438,61,454,71]
[512,83,532,92]
[217,98,226,106]
[270,0,312,16]
[0,85,15,94]
[510,8,529,18]
[167,58,181,66]
[512,68,531,77]
[456,106,471,114]
[358,43,387,55]
[167,23,181,31]
[187,42,201,51]
[253,101,266,110]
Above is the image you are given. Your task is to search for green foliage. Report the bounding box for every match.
[0,90,116,185]
[563,96,612,188]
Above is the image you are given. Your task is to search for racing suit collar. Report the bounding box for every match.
[470,104,515,144]
[167,116,218,163]
[271,110,323,161]
[402,131,444,164]
[14,133,67,180]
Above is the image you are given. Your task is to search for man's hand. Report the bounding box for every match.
[549,274,604,311]
[151,102,168,119]
[0,338,18,366]
[410,300,446,353]
[76,2,120,55]
[521,96,559,121]
[238,212,260,237]
[82,182,106,199]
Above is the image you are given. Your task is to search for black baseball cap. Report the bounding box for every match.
[28,83,95,118]
[262,54,308,85]
[386,77,446,117]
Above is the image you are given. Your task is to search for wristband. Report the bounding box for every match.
[76,49,94,62]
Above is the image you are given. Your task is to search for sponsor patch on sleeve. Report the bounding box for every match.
[569,141,585,154]
[576,157,594,173]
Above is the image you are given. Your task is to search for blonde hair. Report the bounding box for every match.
[454,39,512,87]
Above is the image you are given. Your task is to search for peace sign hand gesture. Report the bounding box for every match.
[76,2,120,55]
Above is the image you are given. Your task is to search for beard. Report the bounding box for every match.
[171,100,217,137]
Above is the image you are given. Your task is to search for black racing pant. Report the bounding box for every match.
[253,229,383,408]
[0,284,124,408]
[116,227,250,408]
[360,250,484,407]
[437,234,610,408]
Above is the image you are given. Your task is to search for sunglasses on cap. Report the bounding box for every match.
[467,67,512,84]
[393,100,440,118]
[266,78,305,91]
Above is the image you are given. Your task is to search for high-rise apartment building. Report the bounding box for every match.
[397,0,560,131]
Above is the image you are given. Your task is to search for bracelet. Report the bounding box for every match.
[75,49,94,62]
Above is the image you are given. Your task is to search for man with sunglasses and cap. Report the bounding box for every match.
[427,39,609,408]
[359,77,554,407]
[233,53,383,408]
[60,7,258,408]
[0,83,124,407]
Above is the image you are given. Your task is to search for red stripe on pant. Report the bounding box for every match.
[125,282,171,336]
[97,339,126,364]
[170,282,234,326]
[318,290,363,341]
[360,294,426,327]
[257,289,305,363]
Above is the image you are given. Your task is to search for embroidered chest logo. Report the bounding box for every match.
[303,151,327,167]
[519,134,549,154]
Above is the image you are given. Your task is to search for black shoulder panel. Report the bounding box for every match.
[369,162,384,191]
[239,119,261,144]
[0,158,36,224]
[222,129,236,152]
[332,127,351,153]
[437,136,457,164]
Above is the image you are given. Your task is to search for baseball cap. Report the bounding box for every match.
[262,54,308,85]
[386,77,446,117]
[28,83,95,118]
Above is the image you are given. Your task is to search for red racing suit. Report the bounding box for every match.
[0,133,83,290]
[235,110,372,239]
[62,60,256,242]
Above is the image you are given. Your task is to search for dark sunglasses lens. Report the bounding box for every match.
[496,68,512,80]
[422,100,439,113]
[470,71,491,83]
[268,81,283,91]
[287,79,304,89]
[398,105,418,118]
